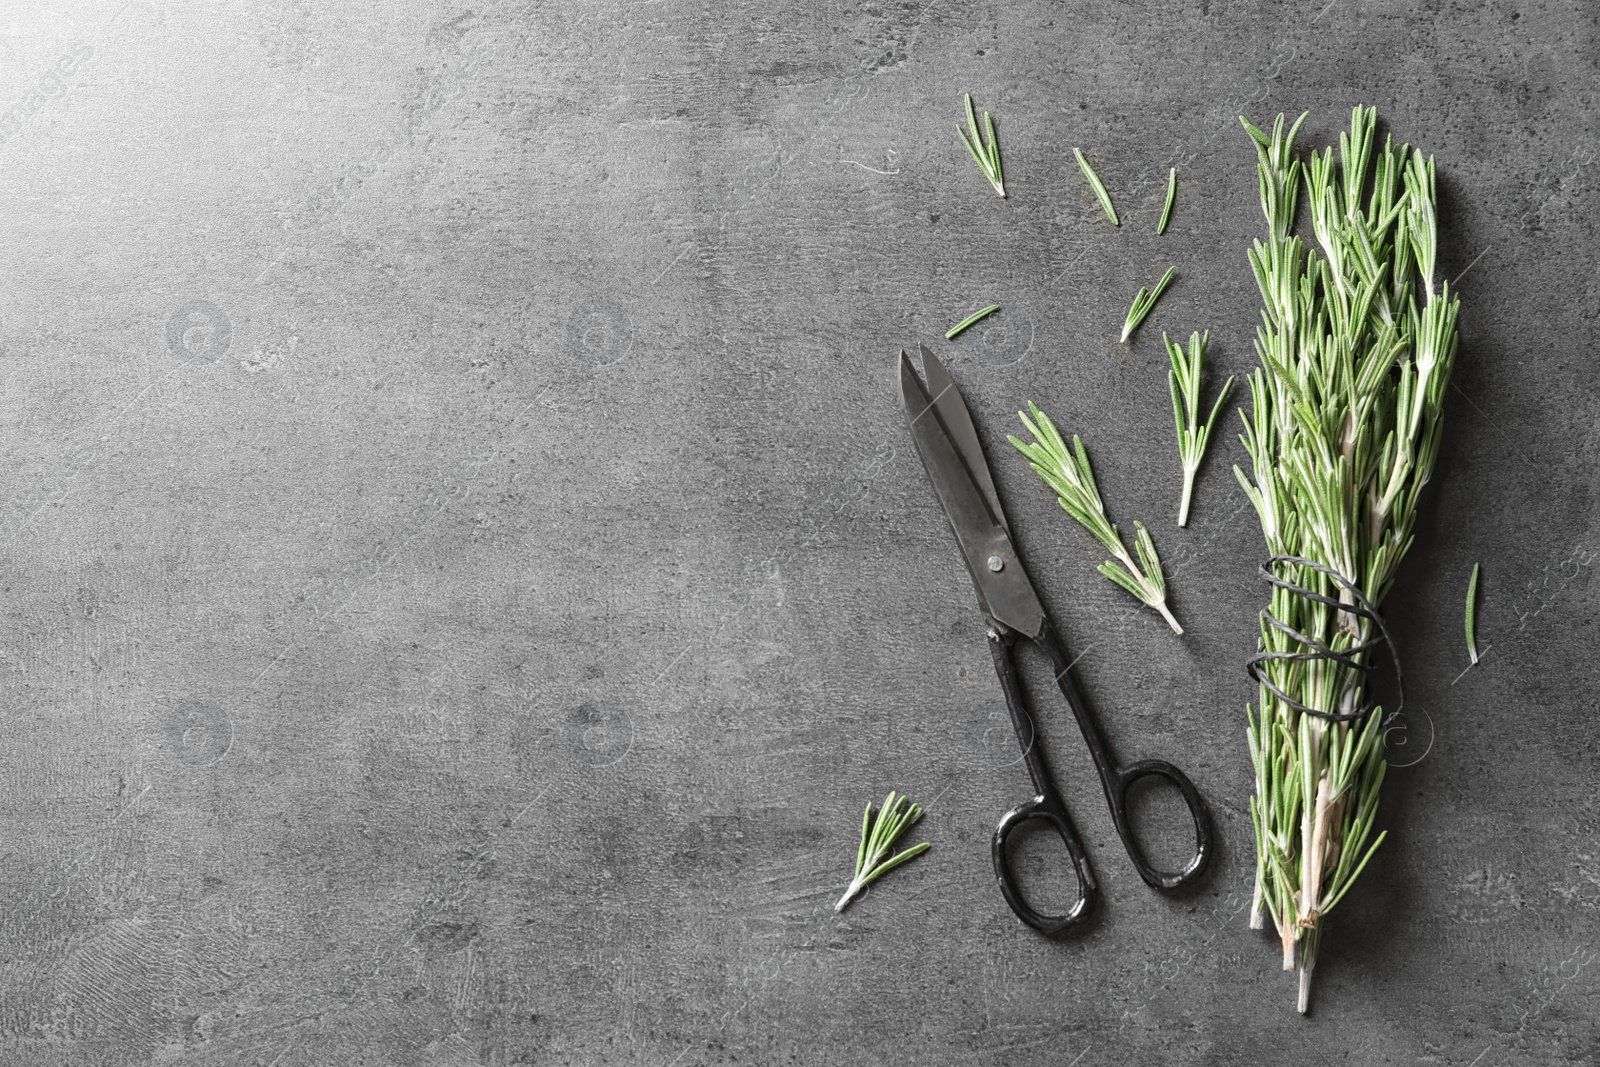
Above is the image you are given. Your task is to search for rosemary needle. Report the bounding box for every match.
[1073,148,1119,226]
[1465,562,1482,664]
[959,94,1006,197]
[835,791,931,912]
[946,304,1000,339]
[1157,167,1177,235]
[1120,266,1176,343]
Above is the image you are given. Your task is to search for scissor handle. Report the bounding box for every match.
[991,795,1098,935]
[985,629,1100,932]
[1105,758,1212,890]
[1030,618,1213,892]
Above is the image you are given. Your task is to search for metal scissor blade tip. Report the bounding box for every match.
[899,349,928,411]
[916,346,1008,532]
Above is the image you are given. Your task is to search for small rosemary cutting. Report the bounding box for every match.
[835,791,931,912]
[960,94,1005,197]
[1010,403,1181,634]
[1121,266,1176,343]
[1166,330,1235,526]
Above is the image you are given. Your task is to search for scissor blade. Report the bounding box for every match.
[899,351,1047,640]
[920,346,1008,532]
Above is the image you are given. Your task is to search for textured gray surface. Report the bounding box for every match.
[0,1,1596,1064]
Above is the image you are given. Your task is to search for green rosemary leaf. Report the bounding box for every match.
[986,111,1001,178]
[1157,167,1177,235]
[946,303,1000,339]
[1073,148,1119,226]
[835,792,931,912]
[854,802,872,878]
[1011,405,1181,634]
[1097,560,1147,600]
[959,128,989,172]
[961,94,1006,197]
[864,840,931,881]
[1465,562,1482,665]
[867,790,898,856]
[1319,829,1388,915]
[1147,265,1176,305]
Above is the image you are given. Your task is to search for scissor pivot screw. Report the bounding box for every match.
[987,555,1004,572]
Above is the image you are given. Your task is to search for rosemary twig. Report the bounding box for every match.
[835,791,931,912]
[1165,330,1235,526]
[946,304,1000,339]
[1009,403,1181,634]
[959,94,1005,197]
[1157,167,1177,235]
[1465,562,1482,664]
[1073,148,1119,226]
[1120,266,1176,343]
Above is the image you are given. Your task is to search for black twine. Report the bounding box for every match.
[1246,554,1404,725]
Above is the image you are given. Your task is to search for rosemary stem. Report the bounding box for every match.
[1110,543,1181,634]
[1297,925,1321,1014]
[1178,467,1196,527]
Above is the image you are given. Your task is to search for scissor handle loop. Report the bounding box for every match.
[1105,758,1212,890]
[991,795,1098,934]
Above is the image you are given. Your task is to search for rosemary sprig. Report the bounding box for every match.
[960,94,1005,197]
[1157,167,1177,235]
[1009,403,1181,634]
[946,303,1000,339]
[835,791,931,912]
[1120,266,1176,343]
[1073,148,1119,226]
[1165,330,1235,526]
[1235,107,1461,1013]
[1465,563,1482,664]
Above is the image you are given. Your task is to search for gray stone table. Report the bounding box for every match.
[0,1,1595,1064]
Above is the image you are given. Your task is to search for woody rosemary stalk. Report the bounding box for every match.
[1235,108,1461,1013]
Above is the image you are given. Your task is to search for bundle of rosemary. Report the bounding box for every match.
[1234,108,1460,1012]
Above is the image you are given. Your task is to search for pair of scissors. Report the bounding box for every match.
[899,346,1212,933]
